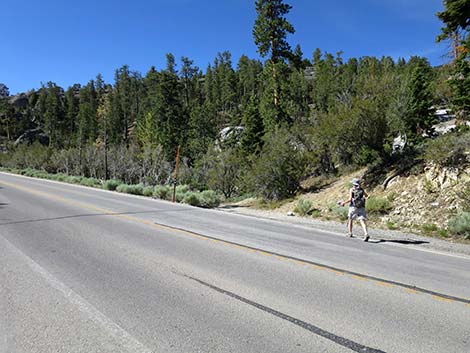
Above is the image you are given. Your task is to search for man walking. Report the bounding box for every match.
[341,178,369,242]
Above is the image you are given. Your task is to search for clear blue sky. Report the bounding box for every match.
[2,0,448,94]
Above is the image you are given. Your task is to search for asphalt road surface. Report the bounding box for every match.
[1,172,469,353]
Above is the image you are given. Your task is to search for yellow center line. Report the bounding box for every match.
[375,281,395,288]
[432,295,453,303]
[3,179,468,307]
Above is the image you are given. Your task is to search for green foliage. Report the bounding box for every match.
[294,199,313,216]
[80,177,100,187]
[66,175,84,184]
[153,185,171,200]
[199,190,221,208]
[103,179,122,191]
[423,179,437,194]
[182,192,201,206]
[455,181,470,212]
[143,186,154,197]
[116,184,144,195]
[447,212,470,239]
[386,221,398,230]
[422,131,470,167]
[421,223,438,233]
[366,196,393,214]
[176,184,190,194]
[253,0,294,63]
[181,190,220,208]
[248,126,308,200]
[328,202,349,221]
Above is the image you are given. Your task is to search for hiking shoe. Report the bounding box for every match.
[363,235,370,242]
[347,233,353,238]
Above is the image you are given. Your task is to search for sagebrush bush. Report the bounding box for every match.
[54,173,68,182]
[175,192,185,203]
[294,199,313,216]
[126,184,144,195]
[143,186,154,197]
[66,176,84,184]
[80,177,100,187]
[176,184,190,194]
[103,179,122,191]
[116,184,129,193]
[116,184,144,195]
[328,202,348,220]
[154,185,171,200]
[183,192,201,206]
[366,196,393,214]
[448,212,470,239]
[423,131,470,167]
[200,190,221,208]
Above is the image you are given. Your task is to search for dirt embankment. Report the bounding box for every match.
[229,164,470,241]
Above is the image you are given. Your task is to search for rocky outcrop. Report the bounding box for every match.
[8,92,31,108]
[14,128,49,146]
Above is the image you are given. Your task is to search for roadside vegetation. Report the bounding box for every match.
[1,0,470,240]
[0,166,221,208]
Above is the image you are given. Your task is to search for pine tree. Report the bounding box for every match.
[64,84,80,147]
[240,96,264,155]
[44,82,65,147]
[253,0,295,128]
[405,57,436,139]
[437,0,470,121]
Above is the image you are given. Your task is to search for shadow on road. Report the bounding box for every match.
[370,239,430,245]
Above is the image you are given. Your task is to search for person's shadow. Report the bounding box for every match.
[370,239,430,245]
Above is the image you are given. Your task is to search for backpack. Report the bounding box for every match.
[351,187,365,208]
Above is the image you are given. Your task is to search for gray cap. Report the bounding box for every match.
[351,178,360,186]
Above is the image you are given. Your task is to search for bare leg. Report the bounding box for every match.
[359,219,369,241]
[347,219,353,237]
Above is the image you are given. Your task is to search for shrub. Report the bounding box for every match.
[116,184,129,193]
[421,223,438,235]
[80,177,100,187]
[366,196,393,215]
[127,184,144,195]
[175,184,190,194]
[183,192,201,206]
[423,131,470,167]
[386,221,398,230]
[175,192,185,203]
[103,179,122,191]
[329,202,348,221]
[248,126,308,200]
[200,190,221,208]
[455,181,470,212]
[54,173,68,182]
[311,209,321,218]
[294,199,313,216]
[66,176,84,184]
[154,185,171,200]
[116,184,144,195]
[143,186,154,197]
[448,212,470,239]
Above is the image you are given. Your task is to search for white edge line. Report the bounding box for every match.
[2,236,154,353]
[2,171,470,260]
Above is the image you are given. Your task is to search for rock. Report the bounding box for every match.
[430,202,439,208]
[8,93,30,108]
[14,128,49,146]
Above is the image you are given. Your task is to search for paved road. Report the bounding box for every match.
[0,172,469,353]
